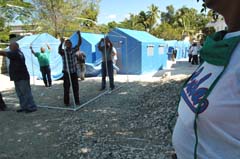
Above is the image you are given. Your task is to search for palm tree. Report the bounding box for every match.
[147,4,160,32]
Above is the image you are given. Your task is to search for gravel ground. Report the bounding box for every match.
[0,60,197,159]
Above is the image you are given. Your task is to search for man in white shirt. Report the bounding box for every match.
[112,46,119,73]
[189,43,199,65]
[172,0,240,158]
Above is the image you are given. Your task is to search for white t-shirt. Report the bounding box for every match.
[172,31,240,159]
[112,47,117,61]
[190,46,198,55]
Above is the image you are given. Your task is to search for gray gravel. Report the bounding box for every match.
[1,59,194,159]
[55,79,185,159]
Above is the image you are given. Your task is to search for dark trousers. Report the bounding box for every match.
[188,54,192,63]
[101,61,114,89]
[63,72,79,105]
[40,65,52,87]
[192,55,199,65]
[0,92,6,111]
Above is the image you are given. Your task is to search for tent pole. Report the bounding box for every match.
[63,47,77,109]
[30,33,42,85]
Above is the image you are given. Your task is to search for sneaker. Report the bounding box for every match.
[99,87,106,91]
[16,108,26,113]
[25,108,37,113]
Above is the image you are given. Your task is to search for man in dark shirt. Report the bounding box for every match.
[0,42,37,113]
[58,31,82,106]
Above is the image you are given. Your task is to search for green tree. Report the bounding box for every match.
[32,0,101,37]
[152,23,182,40]
[146,4,160,31]
[119,13,144,30]
[161,5,175,25]
[0,0,33,42]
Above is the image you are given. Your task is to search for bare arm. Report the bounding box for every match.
[58,38,65,56]
[46,43,51,51]
[76,30,82,48]
[30,46,36,55]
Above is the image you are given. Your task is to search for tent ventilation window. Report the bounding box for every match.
[158,45,164,55]
[147,44,154,56]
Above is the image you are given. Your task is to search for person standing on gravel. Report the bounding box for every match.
[58,31,82,106]
[189,42,199,65]
[0,42,37,113]
[98,37,115,91]
[172,0,240,158]
[30,43,52,87]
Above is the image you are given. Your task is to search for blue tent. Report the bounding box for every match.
[176,41,190,59]
[166,40,190,60]
[69,32,104,64]
[108,28,167,74]
[17,33,63,80]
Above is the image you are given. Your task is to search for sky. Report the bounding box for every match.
[98,0,204,24]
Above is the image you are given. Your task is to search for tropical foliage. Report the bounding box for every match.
[0,0,214,43]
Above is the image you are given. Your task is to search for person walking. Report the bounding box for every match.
[30,44,52,87]
[0,42,37,113]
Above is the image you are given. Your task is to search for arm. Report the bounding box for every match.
[76,30,82,48]
[0,50,7,56]
[30,46,36,55]
[46,43,51,51]
[58,38,65,56]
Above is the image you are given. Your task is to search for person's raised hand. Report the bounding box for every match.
[60,37,65,43]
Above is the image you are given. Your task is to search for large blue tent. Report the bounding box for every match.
[16,33,63,80]
[69,32,104,64]
[108,28,167,74]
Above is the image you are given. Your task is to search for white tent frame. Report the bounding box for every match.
[31,30,129,111]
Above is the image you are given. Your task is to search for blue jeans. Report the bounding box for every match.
[14,80,37,110]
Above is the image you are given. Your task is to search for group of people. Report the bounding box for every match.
[58,33,117,106]
[0,30,118,111]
